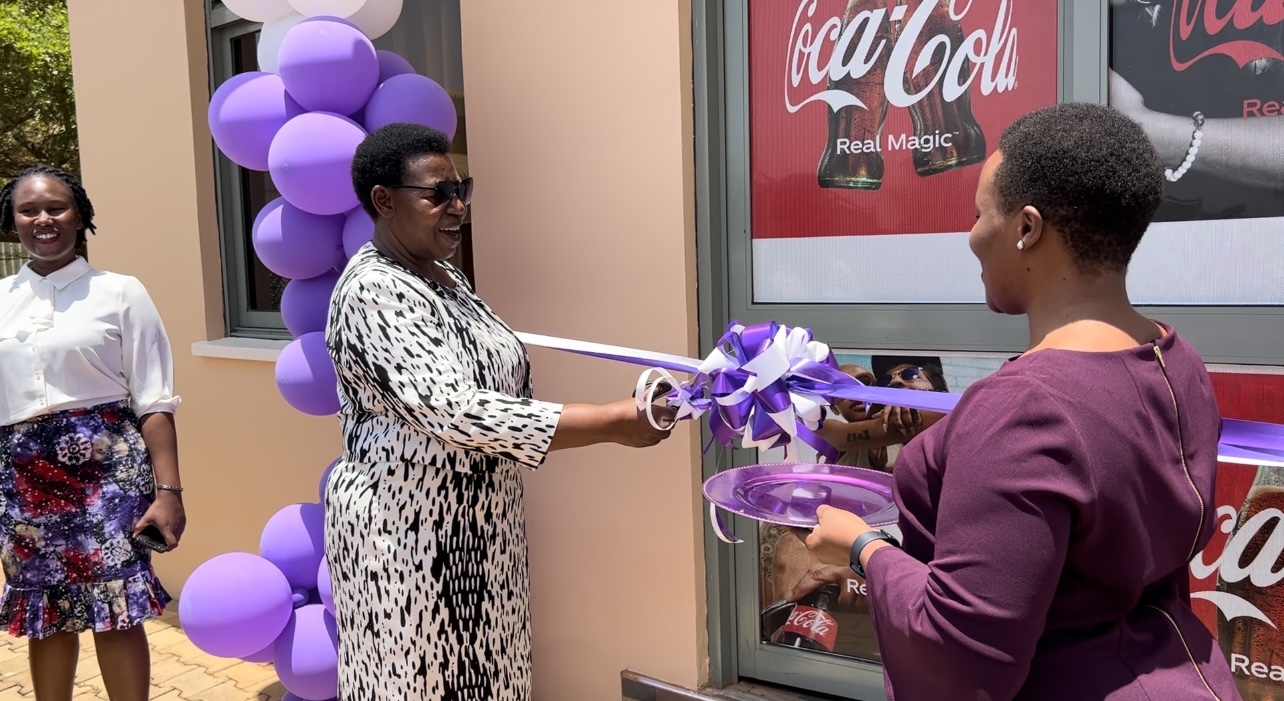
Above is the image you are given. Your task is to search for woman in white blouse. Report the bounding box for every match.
[0,166,184,701]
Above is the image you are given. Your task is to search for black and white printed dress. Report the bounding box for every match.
[324,244,563,700]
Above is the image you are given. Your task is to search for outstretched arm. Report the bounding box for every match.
[1111,69,1284,189]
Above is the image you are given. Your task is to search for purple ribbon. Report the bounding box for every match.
[518,322,1284,467]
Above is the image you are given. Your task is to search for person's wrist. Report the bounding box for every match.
[849,529,899,578]
[1153,110,1197,167]
[155,489,183,504]
[860,539,892,566]
[602,401,634,443]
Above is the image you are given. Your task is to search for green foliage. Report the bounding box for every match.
[0,0,77,179]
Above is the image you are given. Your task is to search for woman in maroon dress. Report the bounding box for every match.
[805,103,1240,700]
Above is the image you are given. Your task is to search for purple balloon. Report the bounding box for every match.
[275,332,339,416]
[278,18,379,116]
[362,73,458,140]
[376,50,416,84]
[283,695,335,701]
[342,207,374,259]
[319,457,339,502]
[252,198,345,280]
[208,72,304,171]
[260,503,326,590]
[241,643,275,664]
[280,270,340,337]
[269,112,367,216]
[274,605,339,701]
[178,553,294,658]
[317,559,334,616]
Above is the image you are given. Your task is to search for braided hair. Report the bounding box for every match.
[0,165,97,247]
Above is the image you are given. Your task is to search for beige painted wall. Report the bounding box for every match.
[65,0,345,594]
[458,1,705,696]
[67,0,706,699]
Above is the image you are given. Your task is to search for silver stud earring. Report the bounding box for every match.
[1016,240,1025,251]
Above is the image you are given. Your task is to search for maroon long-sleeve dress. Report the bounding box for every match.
[867,324,1241,700]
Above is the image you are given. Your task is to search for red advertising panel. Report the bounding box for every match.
[748,0,1284,306]
[750,0,1058,240]
[1192,371,1284,700]
[747,0,1059,303]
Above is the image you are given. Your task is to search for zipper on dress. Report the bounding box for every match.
[1152,343,1205,562]
[1147,604,1222,701]
[1152,342,1221,701]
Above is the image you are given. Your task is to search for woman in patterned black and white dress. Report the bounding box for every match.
[325,123,674,700]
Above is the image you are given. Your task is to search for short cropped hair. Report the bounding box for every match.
[994,103,1164,273]
[351,123,452,218]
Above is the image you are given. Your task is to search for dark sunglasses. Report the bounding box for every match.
[875,367,923,387]
[391,177,473,208]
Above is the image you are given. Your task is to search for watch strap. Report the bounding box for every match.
[850,529,899,579]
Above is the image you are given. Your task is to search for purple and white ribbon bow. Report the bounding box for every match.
[517,321,1284,544]
[515,322,1284,467]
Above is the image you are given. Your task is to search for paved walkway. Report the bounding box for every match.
[0,610,288,701]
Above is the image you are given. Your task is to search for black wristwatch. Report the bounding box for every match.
[850,529,900,579]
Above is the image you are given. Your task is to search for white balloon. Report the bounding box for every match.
[223,0,295,23]
[286,0,367,19]
[348,0,402,40]
[257,12,306,75]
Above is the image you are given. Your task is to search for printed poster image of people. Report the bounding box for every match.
[1109,0,1284,223]
[757,353,998,659]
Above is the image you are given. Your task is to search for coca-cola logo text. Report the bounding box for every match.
[785,607,835,637]
[1190,503,1281,628]
[786,0,1019,114]
[1169,0,1284,71]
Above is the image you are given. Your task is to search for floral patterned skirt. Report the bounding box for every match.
[0,400,170,639]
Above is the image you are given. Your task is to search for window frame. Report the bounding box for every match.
[206,1,473,339]
[207,3,290,340]
[693,0,1284,696]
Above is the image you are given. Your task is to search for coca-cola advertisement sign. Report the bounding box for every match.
[758,0,1052,238]
[749,0,1058,303]
[1104,0,1284,307]
[1191,371,1284,700]
[750,0,1284,306]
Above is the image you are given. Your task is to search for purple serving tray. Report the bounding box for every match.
[702,462,899,529]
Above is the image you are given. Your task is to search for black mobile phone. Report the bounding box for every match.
[134,491,170,553]
[134,524,170,553]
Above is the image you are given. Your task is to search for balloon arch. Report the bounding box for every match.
[181,2,457,698]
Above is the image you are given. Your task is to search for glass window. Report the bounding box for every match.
[1106,4,1284,700]
[695,1,1090,697]
[209,1,470,338]
[697,0,1284,696]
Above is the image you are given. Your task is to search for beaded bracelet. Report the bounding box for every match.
[1165,111,1205,183]
[156,484,184,493]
